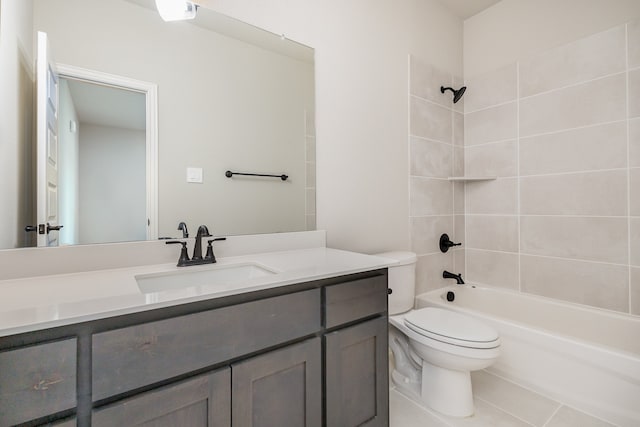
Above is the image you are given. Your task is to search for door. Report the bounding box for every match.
[325,317,389,427]
[92,369,230,427]
[232,338,322,427]
[35,31,63,246]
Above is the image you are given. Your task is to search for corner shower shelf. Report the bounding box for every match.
[447,176,497,182]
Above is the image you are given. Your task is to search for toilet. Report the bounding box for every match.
[376,251,500,417]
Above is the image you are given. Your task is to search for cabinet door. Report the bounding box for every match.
[325,317,388,427]
[92,369,230,427]
[0,338,76,426]
[232,338,321,427]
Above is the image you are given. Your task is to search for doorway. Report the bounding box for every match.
[56,65,158,245]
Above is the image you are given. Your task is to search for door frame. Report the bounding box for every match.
[56,64,159,240]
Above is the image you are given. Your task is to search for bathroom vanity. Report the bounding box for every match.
[0,242,391,427]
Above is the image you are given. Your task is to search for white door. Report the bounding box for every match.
[36,31,62,246]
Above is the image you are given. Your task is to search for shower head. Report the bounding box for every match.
[440,86,466,104]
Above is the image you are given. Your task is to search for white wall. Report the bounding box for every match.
[0,0,34,248]
[78,124,146,244]
[464,0,640,78]
[199,0,464,253]
[58,79,80,245]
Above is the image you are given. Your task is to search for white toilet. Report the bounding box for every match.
[377,251,500,417]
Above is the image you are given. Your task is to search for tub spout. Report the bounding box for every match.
[443,270,465,284]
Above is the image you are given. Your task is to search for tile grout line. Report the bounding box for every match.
[517,61,522,293]
[541,404,564,427]
[474,396,537,427]
[466,70,627,115]
[626,24,632,314]
[465,248,630,268]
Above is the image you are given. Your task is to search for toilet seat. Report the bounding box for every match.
[404,307,500,349]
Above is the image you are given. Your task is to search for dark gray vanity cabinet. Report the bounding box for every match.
[92,369,230,427]
[325,317,389,427]
[232,338,321,427]
[0,269,388,427]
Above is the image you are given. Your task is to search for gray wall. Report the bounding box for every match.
[0,0,34,248]
[78,124,146,244]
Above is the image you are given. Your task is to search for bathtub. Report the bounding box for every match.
[416,285,640,427]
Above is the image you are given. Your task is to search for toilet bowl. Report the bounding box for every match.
[376,251,501,417]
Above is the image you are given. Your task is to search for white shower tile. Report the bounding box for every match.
[629,21,640,69]
[410,178,453,216]
[545,406,615,427]
[466,215,518,252]
[631,267,640,315]
[464,63,517,113]
[465,102,517,146]
[521,255,629,312]
[305,137,316,162]
[465,178,517,215]
[410,96,452,142]
[453,147,464,177]
[519,74,625,137]
[520,216,628,264]
[416,252,454,294]
[410,137,452,178]
[632,168,640,216]
[519,25,626,97]
[519,121,627,175]
[454,112,464,146]
[464,140,517,177]
[410,215,454,256]
[520,170,627,216]
[466,249,519,290]
[630,69,640,118]
[453,182,465,214]
[409,56,452,108]
[630,119,640,168]
[631,217,640,267]
[471,370,560,427]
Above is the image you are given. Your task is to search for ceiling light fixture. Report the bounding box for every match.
[155,0,198,22]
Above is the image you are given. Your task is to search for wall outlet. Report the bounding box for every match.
[186,167,203,183]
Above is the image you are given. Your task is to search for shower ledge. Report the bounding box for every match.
[447,176,497,182]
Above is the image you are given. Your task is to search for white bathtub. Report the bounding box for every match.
[416,285,640,427]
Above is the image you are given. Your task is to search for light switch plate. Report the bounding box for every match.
[186,167,203,183]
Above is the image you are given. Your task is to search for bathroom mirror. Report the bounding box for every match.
[0,0,315,250]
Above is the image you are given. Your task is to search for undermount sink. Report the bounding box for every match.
[136,263,277,294]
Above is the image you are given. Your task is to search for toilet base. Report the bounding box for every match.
[421,360,474,417]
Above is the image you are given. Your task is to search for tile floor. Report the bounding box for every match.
[389,370,616,427]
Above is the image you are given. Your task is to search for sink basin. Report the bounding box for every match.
[136,263,277,294]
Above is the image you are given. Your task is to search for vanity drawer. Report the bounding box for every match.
[0,338,77,426]
[325,274,387,328]
[92,289,321,401]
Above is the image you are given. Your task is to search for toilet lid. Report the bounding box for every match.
[404,307,499,348]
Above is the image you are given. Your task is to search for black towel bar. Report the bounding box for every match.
[225,170,288,181]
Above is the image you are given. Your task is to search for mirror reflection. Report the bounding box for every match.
[0,0,316,250]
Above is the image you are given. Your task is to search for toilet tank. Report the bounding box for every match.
[375,251,417,315]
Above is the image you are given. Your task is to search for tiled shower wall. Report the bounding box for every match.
[463,22,640,316]
[408,56,465,294]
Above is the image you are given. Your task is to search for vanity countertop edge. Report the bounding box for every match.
[0,247,396,338]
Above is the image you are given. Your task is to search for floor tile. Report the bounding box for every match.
[471,370,560,426]
[544,406,616,427]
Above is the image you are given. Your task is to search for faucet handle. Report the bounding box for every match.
[205,238,226,263]
[166,240,190,266]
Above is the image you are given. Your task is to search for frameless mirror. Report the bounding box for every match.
[0,0,315,250]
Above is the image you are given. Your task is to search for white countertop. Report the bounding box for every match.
[0,247,394,337]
